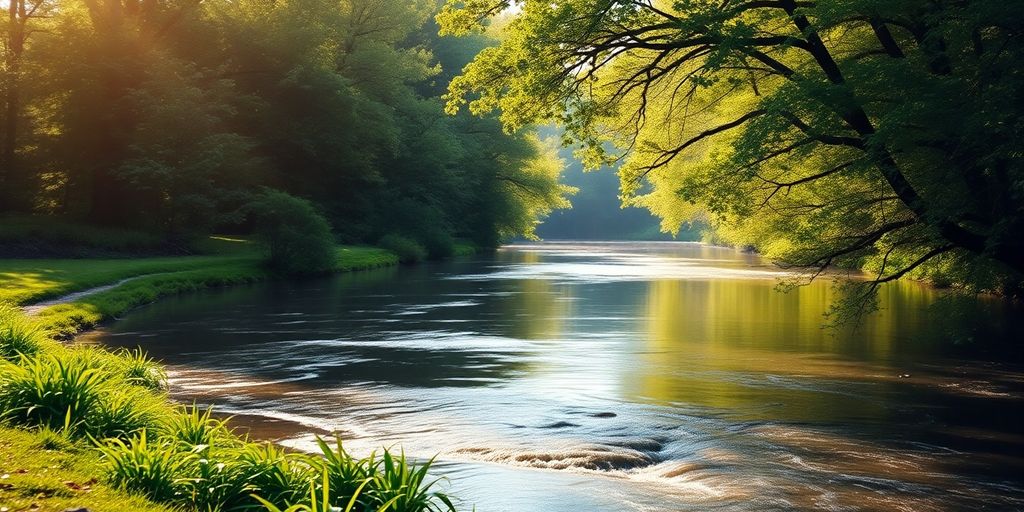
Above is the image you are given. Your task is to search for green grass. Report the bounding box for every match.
[0,426,173,512]
[0,254,258,306]
[378,234,429,264]
[0,215,171,258]
[452,242,478,258]
[0,244,397,339]
[0,307,454,512]
[0,303,55,360]
[0,240,456,512]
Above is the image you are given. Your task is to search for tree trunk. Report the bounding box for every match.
[1,0,25,212]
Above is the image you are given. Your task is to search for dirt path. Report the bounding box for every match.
[22,273,170,315]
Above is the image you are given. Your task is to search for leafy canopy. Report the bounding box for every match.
[439,0,1024,313]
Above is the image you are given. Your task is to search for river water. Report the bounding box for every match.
[84,242,1024,511]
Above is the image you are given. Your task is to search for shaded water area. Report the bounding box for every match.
[83,242,1024,511]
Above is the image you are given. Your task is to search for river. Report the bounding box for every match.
[82,242,1024,511]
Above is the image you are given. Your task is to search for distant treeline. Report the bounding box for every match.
[534,142,701,242]
[0,0,571,254]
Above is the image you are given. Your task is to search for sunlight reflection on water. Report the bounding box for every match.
[85,242,1024,511]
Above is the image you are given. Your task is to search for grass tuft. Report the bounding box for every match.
[0,303,50,359]
[96,430,190,503]
[115,347,169,391]
[0,246,460,512]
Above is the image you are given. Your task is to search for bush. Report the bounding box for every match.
[248,189,337,275]
[378,234,428,264]
[419,229,455,260]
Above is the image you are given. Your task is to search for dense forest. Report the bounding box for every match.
[440,0,1024,316]
[0,0,572,259]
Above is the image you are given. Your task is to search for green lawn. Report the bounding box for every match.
[0,426,173,512]
[1,244,398,338]
[0,254,260,306]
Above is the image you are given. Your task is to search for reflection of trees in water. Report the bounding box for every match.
[627,277,1024,461]
[497,278,572,342]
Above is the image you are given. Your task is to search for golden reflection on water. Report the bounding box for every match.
[503,277,571,341]
[83,243,1024,512]
[626,277,953,419]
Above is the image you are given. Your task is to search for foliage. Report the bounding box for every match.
[248,189,338,275]
[112,347,169,391]
[254,470,373,512]
[365,448,454,512]
[0,215,170,257]
[379,234,429,264]
[0,303,48,359]
[97,430,191,503]
[440,0,1024,313]
[0,0,571,251]
[0,426,173,512]
[0,305,460,512]
[0,350,162,438]
[96,433,458,512]
[160,404,236,449]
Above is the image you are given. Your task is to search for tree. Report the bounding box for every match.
[1,0,572,251]
[439,0,1024,312]
[1,0,55,211]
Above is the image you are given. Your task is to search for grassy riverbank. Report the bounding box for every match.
[1,245,398,339]
[0,239,465,511]
[0,426,173,512]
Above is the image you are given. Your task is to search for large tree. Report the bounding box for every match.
[439,0,1024,310]
[0,0,571,250]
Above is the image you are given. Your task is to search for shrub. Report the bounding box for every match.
[419,229,455,260]
[378,234,427,264]
[248,189,337,275]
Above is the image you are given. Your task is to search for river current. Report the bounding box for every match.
[84,242,1024,511]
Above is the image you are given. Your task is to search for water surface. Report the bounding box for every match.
[86,242,1024,511]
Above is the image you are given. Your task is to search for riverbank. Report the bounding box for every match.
[0,242,466,512]
[2,245,398,339]
[0,426,174,512]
